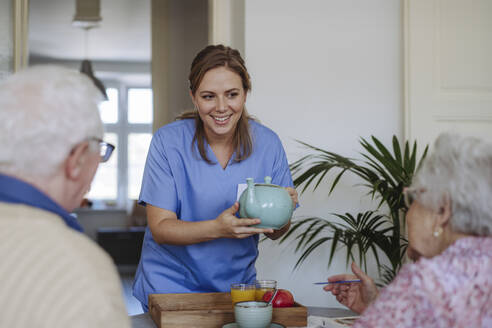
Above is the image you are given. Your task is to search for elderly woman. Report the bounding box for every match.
[324,133,492,327]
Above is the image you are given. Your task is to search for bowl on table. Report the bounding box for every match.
[234,301,272,328]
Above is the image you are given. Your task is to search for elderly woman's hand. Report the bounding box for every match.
[323,262,379,314]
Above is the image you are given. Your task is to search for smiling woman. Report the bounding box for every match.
[179,45,254,166]
[191,66,246,163]
[132,44,298,312]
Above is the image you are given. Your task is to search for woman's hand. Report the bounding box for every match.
[147,203,272,245]
[286,187,298,208]
[323,262,379,314]
[215,202,273,239]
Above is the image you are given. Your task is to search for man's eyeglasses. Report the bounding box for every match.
[90,137,115,163]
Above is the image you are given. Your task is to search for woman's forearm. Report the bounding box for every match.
[150,218,221,245]
[146,203,273,245]
[147,204,222,245]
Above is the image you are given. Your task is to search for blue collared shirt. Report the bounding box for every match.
[0,173,83,232]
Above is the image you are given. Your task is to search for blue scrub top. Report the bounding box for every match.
[133,119,294,308]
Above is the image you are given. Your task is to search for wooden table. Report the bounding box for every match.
[130,306,357,328]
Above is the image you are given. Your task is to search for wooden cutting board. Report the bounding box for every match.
[148,292,307,328]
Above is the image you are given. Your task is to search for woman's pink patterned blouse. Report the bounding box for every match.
[354,237,492,328]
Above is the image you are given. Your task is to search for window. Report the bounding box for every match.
[86,84,153,208]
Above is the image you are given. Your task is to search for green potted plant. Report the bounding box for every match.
[279,136,428,284]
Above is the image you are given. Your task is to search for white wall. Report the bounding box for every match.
[245,0,403,307]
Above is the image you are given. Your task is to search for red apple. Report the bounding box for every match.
[262,289,294,307]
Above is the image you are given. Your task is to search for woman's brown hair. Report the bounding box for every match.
[176,44,253,164]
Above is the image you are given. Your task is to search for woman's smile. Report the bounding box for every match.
[191,66,247,142]
[211,114,233,125]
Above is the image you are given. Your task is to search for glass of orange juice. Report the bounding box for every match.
[255,280,277,301]
[230,283,256,305]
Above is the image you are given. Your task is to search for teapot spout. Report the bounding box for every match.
[245,178,261,218]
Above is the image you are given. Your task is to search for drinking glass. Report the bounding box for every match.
[255,280,277,301]
[230,283,256,305]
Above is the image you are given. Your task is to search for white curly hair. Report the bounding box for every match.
[411,132,492,236]
[0,65,104,178]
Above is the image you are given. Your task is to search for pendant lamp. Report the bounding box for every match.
[73,0,108,100]
[80,59,108,100]
[73,0,101,29]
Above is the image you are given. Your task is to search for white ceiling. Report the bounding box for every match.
[29,0,150,63]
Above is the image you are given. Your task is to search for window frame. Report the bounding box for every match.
[96,79,153,209]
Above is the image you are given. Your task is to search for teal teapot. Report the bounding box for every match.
[238,176,294,229]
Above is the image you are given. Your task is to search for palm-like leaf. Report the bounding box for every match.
[280,211,388,272]
[377,264,398,287]
[282,135,428,284]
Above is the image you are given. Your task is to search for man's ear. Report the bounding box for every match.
[65,142,89,181]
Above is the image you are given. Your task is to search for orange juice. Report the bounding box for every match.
[230,283,256,304]
[255,287,273,301]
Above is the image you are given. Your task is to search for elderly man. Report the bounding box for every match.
[0,66,130,327]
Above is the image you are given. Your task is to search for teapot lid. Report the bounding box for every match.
[246,176,281,188]
[256,176,282,188]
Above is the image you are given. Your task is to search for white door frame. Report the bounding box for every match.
[13,0,29,72]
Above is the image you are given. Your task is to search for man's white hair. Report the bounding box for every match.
[412,132,492,236]
[0,65,104,177]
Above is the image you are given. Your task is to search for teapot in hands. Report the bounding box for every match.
[238,176,294,229]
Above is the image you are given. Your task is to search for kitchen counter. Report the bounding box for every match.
[130,306,357,328]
